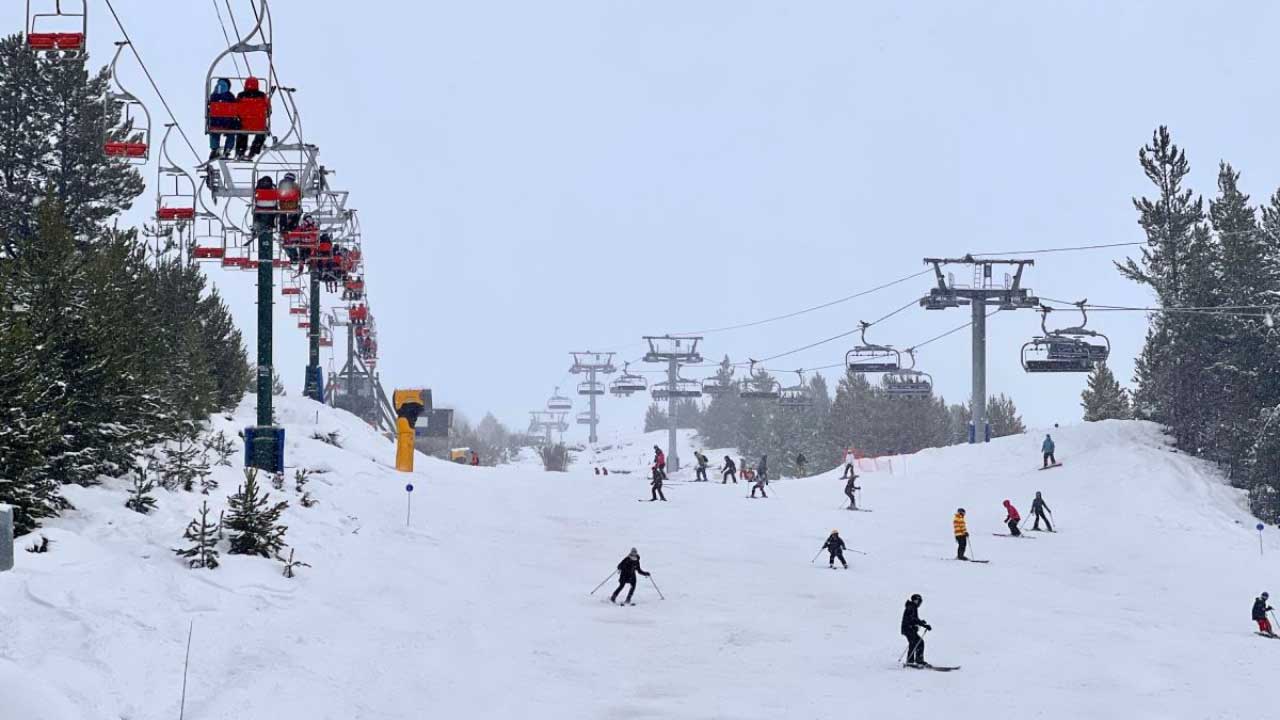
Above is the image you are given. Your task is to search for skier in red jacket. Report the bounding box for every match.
[652,446,666,482]
[1003,500,1022,537]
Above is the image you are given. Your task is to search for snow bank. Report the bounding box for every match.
[0,405,1271,718]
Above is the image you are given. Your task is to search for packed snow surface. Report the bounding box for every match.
[0,398,1273,719]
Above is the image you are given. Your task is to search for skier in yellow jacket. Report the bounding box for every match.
[953,508,970,561]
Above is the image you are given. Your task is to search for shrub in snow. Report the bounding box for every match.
[225,469,289,559]
[539,443,572,472]
[124,465,157,515]
[281,548,311,579]
[310,430,342,448]
[174,501,221,569]
[204,430,236,467]
[159,433,211,492]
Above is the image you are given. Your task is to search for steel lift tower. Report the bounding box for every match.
[569,352,616,444]
[642,336,703,472]
[919,256,1039,443]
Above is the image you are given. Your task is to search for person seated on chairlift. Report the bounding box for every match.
[234,77,268,160]
[277,173,303,232]
[252,175,276,231]
[207,77,236,160]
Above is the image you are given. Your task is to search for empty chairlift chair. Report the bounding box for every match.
[103,42,152,164]
[1021,302,1110,373]
[739,360,781,400]
[778,371,814,408]
[610,364,648,397]
[26,0,86,55]
[882,349,934,398]
[701,367,736,397]
[577,380,605,397]
[547,388,573,412]
[845,321,901,374]
[155,125,197,225]
[652,378,703,401]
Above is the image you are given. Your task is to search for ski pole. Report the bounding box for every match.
[811,548,824,564]
[589,570,618,596]
[968,535,978,561]
[848,548,868,556]
[898,627,928,665]
[647,574,665,600]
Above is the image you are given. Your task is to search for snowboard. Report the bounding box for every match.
[992,533,1035,539]
[905,664,961,672]
[1038,462,1063,471]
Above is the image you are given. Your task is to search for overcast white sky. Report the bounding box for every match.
[15,1,1280,439]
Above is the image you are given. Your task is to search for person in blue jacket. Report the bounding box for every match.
[207,78,236,160]
[1042,434,1056,468]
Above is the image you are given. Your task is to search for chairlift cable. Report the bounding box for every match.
[102,0,203,165]
[210,0,245,78]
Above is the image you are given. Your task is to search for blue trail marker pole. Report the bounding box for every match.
[1258,523,1265,557]
[406,484,415,527]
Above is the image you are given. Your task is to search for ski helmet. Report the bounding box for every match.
[957,508,965,515]
[628,547,638,558]
[831,529,839,535]
[1264,592,1271,600]
[910,593,923,604]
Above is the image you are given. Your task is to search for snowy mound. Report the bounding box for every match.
[0,408,1271,719]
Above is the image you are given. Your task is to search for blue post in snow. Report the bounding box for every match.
[1258,523,1265,557]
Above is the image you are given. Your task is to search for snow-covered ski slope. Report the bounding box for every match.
[1,400,1274,719]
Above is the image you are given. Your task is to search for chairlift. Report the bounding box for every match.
[701,366,736,397]
[1021,302,1110,373]
[155,125,196,225]
[576,412,594,426]
[609,363,648,397]
[882,349,934,398]
[26,0,86,56]
[652,378,703,401]
[204,0,274,158]
[845,321,901,373]
[778,370,814,408]
[191,213,227,261]
[547,388,572,412]
[103,42,151,164]
[577,380,605,396]
[739,360,780,400]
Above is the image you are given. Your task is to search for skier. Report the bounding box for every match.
[901,593,932,667]
[1254,593,1274,636]
[841,448,857,479]
[206,77,237,160]
[750,470,768,499]
[649,469,667,502]
[1042,434,1056,468]
[722,455,738,484]
[795,452,807,476]
[469,450,480,467]
[757,454,769,484]
[953,508,969,560]
[822,530,848,569]
[844,473,860,510]
[1002,500,1022,537]
[610,548,651,605]
[694,450,709,482]
[1030,491,1052,531]
[652,446,666,482]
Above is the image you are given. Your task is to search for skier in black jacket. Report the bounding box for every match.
[901,593,932,667]
[610,548,651,605]
[844,474,860,510]
[1030,491,1053,531]
[822,530,848,569]
[722,456,737,484]
[1254,592,1274,635]
[649,472,666,502]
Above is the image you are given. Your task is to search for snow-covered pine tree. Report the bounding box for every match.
[175,500,221,569]
[643,404,666,433]
[272,370,287,397]
[225,469,289,558]
[697,356,747,449]
[204,430,236,467]
[986,394,1026,438]
[125,465,158,514]
[1081,363,1132,422]
[160,431,211,492]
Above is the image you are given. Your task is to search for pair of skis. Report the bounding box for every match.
[904,662,960,672]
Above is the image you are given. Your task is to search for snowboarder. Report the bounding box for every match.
[722,456,738,484]
[795,452,807,476]
[953,508,969,560]
[841,448,857,479]
[1042,434,1056,468]
[1030,491,1052,531]
[649,470,667,502]
[1002,500,1022,537]
[610,548,651,605]
[694,451,709,482]
[652,446,667,482]
[844,474,860,510]
[822,530,848,569]
[901,593,932,666]
[1254,593,1274,636]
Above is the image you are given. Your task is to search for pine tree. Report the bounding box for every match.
[225,469,289,558]
[159,432,211,492]
[204,430,237,467]
[125,465,158,515]
[175,501,221,569]
[1081,363,1132,421]
[643,404,667,433]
